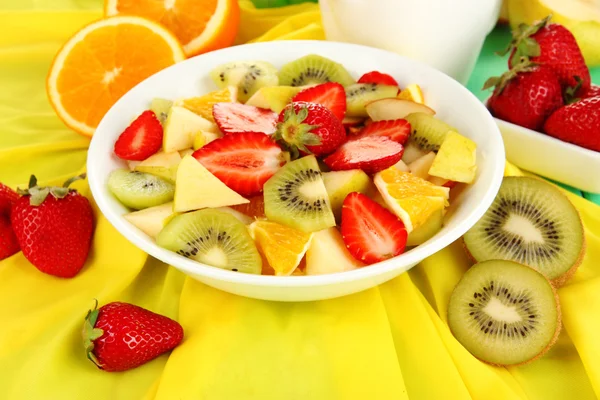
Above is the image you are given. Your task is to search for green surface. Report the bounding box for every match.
[467,25,600,203]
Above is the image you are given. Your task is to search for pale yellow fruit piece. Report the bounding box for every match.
[163,106,217,152]
[179,148,194,158]
[406,208,443,246]
[178,86,237,121]
[124,202,177,239]
[245,86,303,113]
[428,131,477,184]
[408,151,436,180]
[137,151,181,168]
[397,84,424,104]
[135,165,178,184]
[305,227,363,275]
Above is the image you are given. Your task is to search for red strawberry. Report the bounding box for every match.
[583,84,600,100]
[83,301,183,372]
[340,192,407,264]
[0,183,19,215]
[273,102,346,157]
[11,174,93,278]
[504,16,590,95]
[543,96,600,152]
[0,217,20,260]
[358,71,399,87]
[354,119,411,145]
[114,110,163,161]
[291,82,347,121]
[193,132,285,196]
[323,136,404,175]
[213,102,278,135]
[485,61,562,131]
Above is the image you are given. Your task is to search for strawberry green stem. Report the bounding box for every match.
[82,299,104,369]
[17,173,86,206]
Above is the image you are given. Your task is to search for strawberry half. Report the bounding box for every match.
[291,82,347,121]
[193,132,285,196]
[341,192,407,265]
[213,102,278,135]
[358,71,399,87]
[354,119,411,145]
[114,110,163,161]
[323,136,404,175]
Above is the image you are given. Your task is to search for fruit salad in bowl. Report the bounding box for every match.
[88,41,505,301]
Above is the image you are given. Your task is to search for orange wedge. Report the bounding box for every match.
[105,0,239,57]
[178,87,237,122]
[398,84,424,104]
[47,16,185,137]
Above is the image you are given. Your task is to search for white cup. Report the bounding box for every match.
[320,0,503,84]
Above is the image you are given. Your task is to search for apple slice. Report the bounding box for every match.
[163,106,218,152]
[305,227,364,275]
[245,86,303,113]
[136,151,181,168]
[322,170,374,221]
[407,152,436,179]
[428,131,477,183]
[124,202,177,239]
[393,160,410,172]
[365,98,435,121]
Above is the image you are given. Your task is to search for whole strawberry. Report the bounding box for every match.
[485,61,562,131]
[11,174,93,277]
[0,183,20,260]
[503,16,590,95]
[583,84,600,100]
[273,101,346,158]
[83,301,184,372]
[544,96,600,152]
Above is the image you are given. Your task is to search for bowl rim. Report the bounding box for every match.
[88,40,506,288]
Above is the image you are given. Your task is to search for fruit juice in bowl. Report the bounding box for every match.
[319,0,503,84]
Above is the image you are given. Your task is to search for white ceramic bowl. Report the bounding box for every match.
[88,41,505,302]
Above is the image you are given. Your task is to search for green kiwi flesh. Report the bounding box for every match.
[150,98,173,125]
[108,169,174,210]
[345,83,399,117]
[210,61,279,102]
[448,260,560,366]
[404,112,456,152]
[464,177,584,284]
[278,54,355,87]
[264,155,336,233]
[156,209,262,274]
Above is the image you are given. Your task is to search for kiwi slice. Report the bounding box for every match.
[345,83,398,117]
[150,98,173,125]
[464,177,585,286]
[107,169,174,210]
[264,155,336,233]
[278,54,355,87]
[210,61,279,102]
[157,209,262,274]
[448,260,561,366]
[404,112,456,153]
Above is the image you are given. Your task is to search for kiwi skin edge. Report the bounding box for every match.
[447,262,563,367]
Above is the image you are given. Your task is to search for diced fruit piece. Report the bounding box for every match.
[340,192,407,265]
[210,61,279,103]
[193,132,285,197]
[429,131,477,183]
[108,169,174,210]
[322,169,373,221]
[114,110,163,161]
[345,83,399,117]
[192,132,205,150]
[124,202,177,238]
[305,227,364,275]
[179,87,237,122]
[230,195,265,219]
[406,208,443,246]
[404,112,455,153]
[278,54,355,87]
[163,106,217,152]
[354,119,411,145]
[212,102,278,135]
[358,71,398,86]
[291,82,347,121]
[264,155,336,233]
[342,116,364,128]
[429,176,453,187]
[179,149,194,158]
[274,102,346,157]
[408,151,436,179]
[249,220,313,276]
[157,209,262,274]
[212,207,253,225]
[393,160,410,172]
[366,98,435,121]
[402,143,428,164]
[134,165,178,184]
[323,136,404,175]
[174,155,248,213]
[150,98,173,124]
[397,84,424,104]
[137,151,181,168]
[245,86,303,113]
[374,167,449,232]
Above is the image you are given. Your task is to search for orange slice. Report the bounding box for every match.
[105,0,239,57]
[178,87,237,122]
[47,16,185,137]
[249,220,313,276]
[398,84,424,104]
[374,167,449,232]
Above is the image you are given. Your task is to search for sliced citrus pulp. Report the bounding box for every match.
[249,220,313,276]
[178,87,237,122]
[374,167,449,232]
[47,16,185,137]
[105,0,239,57]
[398,84,424,104]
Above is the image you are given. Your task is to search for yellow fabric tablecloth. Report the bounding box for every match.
[1,1,600,399]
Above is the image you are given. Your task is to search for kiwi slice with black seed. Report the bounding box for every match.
[264,155,336,233]
[464,176,585,286]
[448,260,561,366]
[150,98,173,125]
[108,169,174,210]
[156,209,262,274]
[278,54,355,87]
[404,112,456,153]
[345,83,399,117]
[210,61,279,102]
